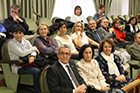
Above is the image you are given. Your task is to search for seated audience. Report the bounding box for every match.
[46,44,87,93]
[128,32,140,60]
[70,21,99,50]
[86,19,105,44]
[125,17,139,41]
[95,39,133,88]
[71,5,88,27]
[93,4,108,27]
[97,19,116,40]
[34,23,58,61]
[54,21,79,59]
[8,24,41,93]
[3,4,29,39]
[111,18,133,48]
[76,44,110,93]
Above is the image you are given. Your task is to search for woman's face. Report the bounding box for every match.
[75,23,83,33]
[103,42,112,56]
[13,31,24,43]
[99,7,105,14]
[75,8,81,16]
[114,21,120,28]
[83,47,93,62]
[59,24,67,35]
[39,25,48,38]
[131,18,136,25]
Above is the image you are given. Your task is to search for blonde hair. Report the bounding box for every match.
[37,23,50,34]
[70,21,84,36]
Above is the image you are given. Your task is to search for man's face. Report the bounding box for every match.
[101,19,109,28]
[10,8,19,17]
[135,34,140,45]
[57,47,72,64]
[88,20,97,30]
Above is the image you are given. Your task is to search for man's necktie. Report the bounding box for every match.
[66,65,79,87]
[94,31,101,42]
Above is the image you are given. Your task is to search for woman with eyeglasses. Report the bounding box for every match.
[111,18,133,48]
[70,21,99,50]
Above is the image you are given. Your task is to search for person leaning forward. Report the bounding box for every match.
[46,44,87,93]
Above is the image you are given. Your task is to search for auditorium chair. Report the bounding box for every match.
[51,17,61,24]
[36,17,52,26]
[107,15,113,26]
[65,16,71,21]
[40,65,50,93]
[86,16,93,22]
[0,39,34,92]
[25,18,38,35]
[126,45,140,79]
[123,15,130,22]
[111,15,118,20]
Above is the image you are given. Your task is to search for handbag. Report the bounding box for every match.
[20,54,56,69]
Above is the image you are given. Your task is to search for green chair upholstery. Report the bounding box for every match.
[51,17,61,24]
[65,16,71,21]
[1,39,34,92]
[0,86,15,93]
[40,65,50,93]
[37,17,52,26]
[130,14,135,18]
[123,15,130,22]
[86,16,93,23]
[111,15,118,20]
[118,15,125,20]
[25,18,38,35]
[126,45,140,79]
[107,15,113,25]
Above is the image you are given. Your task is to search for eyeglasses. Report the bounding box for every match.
[11,10,18,14]
[59,52,71,56]
[103,21,109,24]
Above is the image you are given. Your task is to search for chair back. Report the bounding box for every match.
[37,17,52,26]
[65,16,71,21]
[25,18,38,34]
[86,16,93,22]
[124,15,130,21]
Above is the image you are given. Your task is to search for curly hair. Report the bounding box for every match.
[98,39,115,53]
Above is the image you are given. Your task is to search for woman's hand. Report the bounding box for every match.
[101,86,110,92]
[37,50,40,55]
[77,31,81,37]
[115,75,126,82]
[29,56,35,64]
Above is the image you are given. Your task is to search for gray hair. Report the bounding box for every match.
[10,4,21,13]
[134,32,140,39]
[58,44,71,53]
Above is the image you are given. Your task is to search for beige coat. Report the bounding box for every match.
[76,59,109,90]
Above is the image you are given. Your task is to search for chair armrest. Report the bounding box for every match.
[121,79,140,92]
[0,60,23,66]
[40,65,50,93]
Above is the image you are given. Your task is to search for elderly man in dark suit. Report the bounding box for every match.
[46,44,87,93]
[129,32,140,60]
[86,19,104,44]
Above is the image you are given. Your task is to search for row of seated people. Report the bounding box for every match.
[0,4,139,93]
[4,20,140,93]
